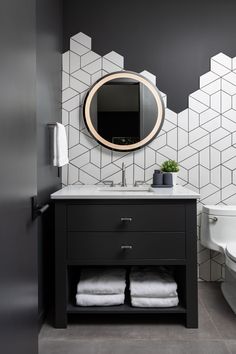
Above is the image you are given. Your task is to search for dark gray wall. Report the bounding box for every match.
[63,0,236,112]
[0,1,38,353]
[36,0,62,325]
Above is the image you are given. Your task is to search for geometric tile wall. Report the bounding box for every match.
[62,32,236,281]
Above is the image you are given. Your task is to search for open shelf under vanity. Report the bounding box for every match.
[54,198,198,328]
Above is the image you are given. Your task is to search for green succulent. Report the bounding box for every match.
[161,160,179,173]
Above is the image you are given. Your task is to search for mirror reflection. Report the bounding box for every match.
[84,72,164,151]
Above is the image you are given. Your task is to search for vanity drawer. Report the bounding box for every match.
[67,232,186,261]
[67,204,185,232]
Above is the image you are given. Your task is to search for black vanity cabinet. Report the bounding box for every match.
[54,199,198,328]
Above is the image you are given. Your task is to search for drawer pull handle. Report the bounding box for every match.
[121,245,133,250]
[121,217,132,222]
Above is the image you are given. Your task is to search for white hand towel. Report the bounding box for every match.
[76,293,125,307]
[131,296,179,308]
[130,266,177,298]
[53,123,69,167]
[77,268,126,295]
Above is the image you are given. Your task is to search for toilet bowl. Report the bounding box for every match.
[200,205,236,313]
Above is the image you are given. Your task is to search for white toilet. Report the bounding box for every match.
[201,205,236,313]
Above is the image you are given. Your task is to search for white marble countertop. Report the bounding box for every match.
[51,185,200,200]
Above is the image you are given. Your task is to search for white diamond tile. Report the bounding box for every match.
[140,70,156,85]
[200,166,210,188]
[71,32,91,49]
[202,115,220,132]
[211,127,230,144]
[232,95,236,110]
[91,70,103,84]
[210,91,221,112]
[200,71,219,88]
[70,39,90,56]
[79,170,99,184]
[222,184,236,201]
[69,108,80,130]
[148,132,167,150]
[224,156,236,171]
[179,152,198,169]
[62,165,68,186]
[222,146,236,163]
[69,144,88,161]
[62,109,69,126]
[81,163,100,180]
[158,145,177,161]
[223,72,236,86]
[200,109,219,125]
[133,149,145,168]
[200,147,210,169]
[101,147,112,167]
[178,128,188,150]
[211,166,221,188]
[211,53,232,70]
[191,135,210,152]
[145,147,156,168]
[167,128,177,150]
[90,146,102,168]
[102,58,122,73]
[211,59,231,76]
[178,109,188,131]
[62,94,80,112]
[165,108,177,124]
[190,89,210,107]
[83,58,102,74]
[70,76,89,93]
[233,57,236,71]
[212,134,231,151]
[189,165,199,188]
[68,164,79,184]
[201,78,221,95]
[222,115,236,133]
[189,96,208,113]
[222,78,236,95]
[188,109,199,131]
[62,51,69,73]
[62,71,69,90]
[72,151,90,168]
[221,92,231,113]
[222,166,232,187]
[72,69,91,85]
[189,127,208,144]
[62,88,78,103]
[104,51,124,68]
[178,146,197,162]
[101,163,120,180]
[81,51,101,67]
[69,51,81,73]
[210,147,221,169]
[68,126,79,148]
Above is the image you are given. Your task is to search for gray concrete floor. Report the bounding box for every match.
[39,283,236,354]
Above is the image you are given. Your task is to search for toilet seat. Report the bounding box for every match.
[226,243,236,263]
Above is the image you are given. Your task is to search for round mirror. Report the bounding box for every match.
[83,71,165,151]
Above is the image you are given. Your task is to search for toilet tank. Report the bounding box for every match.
[201,205,236,252]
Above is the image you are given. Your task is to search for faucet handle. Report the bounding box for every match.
[103,180,114,187]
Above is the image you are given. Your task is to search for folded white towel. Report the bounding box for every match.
[76,293,125,307]
[131,296,179,308]
[77,268,126,295]
[130,266,177,298]
[53,123,69,167]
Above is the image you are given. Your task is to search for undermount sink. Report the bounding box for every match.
[99,185,151,192]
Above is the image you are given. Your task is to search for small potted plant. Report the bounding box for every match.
[161,160,179,186]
